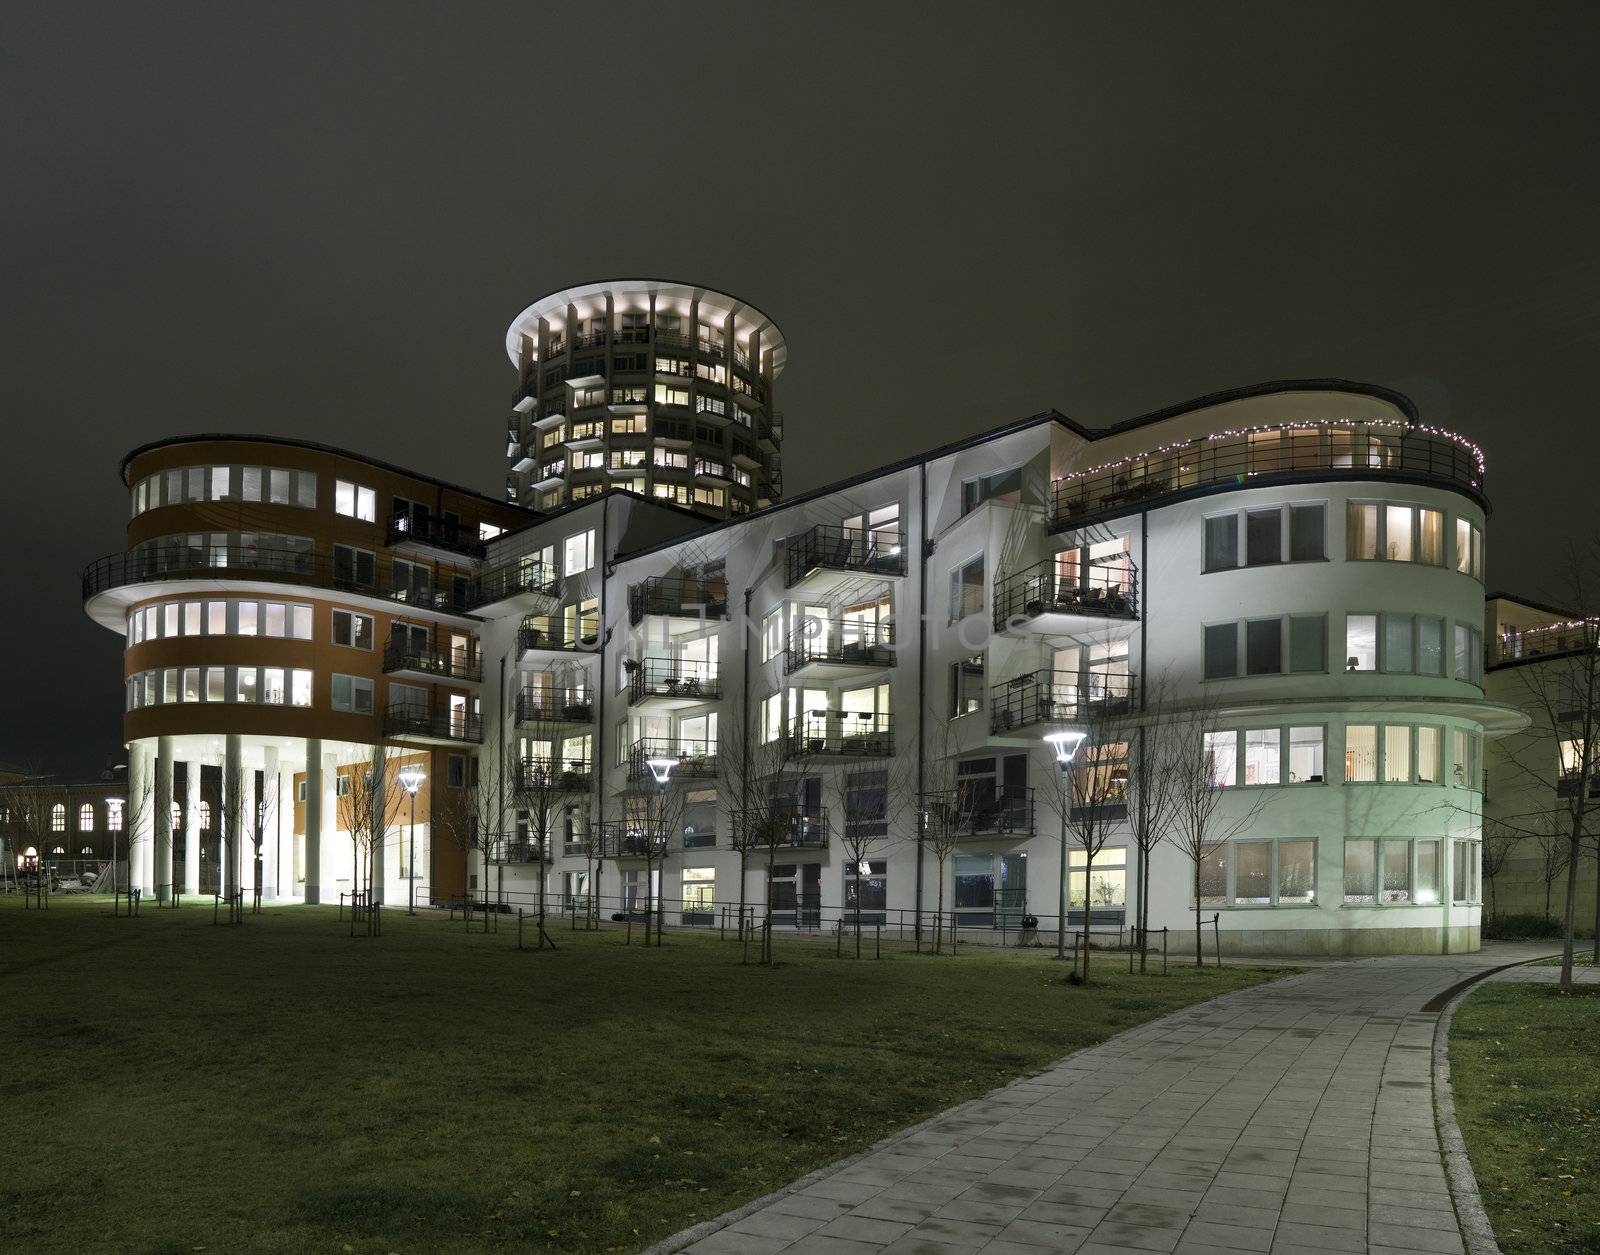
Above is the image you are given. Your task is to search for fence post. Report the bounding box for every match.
[1162,926,1168,975]
[1212,913,1222,967]
[875,925,881,960]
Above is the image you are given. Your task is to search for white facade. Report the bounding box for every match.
[471,381,1512,955]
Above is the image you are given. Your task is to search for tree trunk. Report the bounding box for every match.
[1081,849,1092,983]
[1559,815,1583,991]
[1193,863,1204,968]
[935,857,946,955]
[1138,843,1153,975]
[736,849,748,951]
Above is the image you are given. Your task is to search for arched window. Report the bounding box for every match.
[200,800,213,830]
[107,802,123,832]
[79,845,93,855]
[51,845,65,855]
[171,802,182,830]
[50,804,65,832]
[79,803,94,831]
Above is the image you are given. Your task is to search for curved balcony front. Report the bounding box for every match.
[83,547,477,631]
[1049,424,1485,531]
[993,561,1138,636]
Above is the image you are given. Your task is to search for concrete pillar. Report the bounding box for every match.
[224,733,244,898]
[369,751,386,904]
[182,761,201,896]
[243,764,258,902]
[127,742,151,895]
[262,746,282,900]
[304,739,324,904]
[153,736,173,902]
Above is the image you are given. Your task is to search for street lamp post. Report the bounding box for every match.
[398,764,426,916]
[1044,730,1087,962]
[645,757,677,946]
[106,795,122,915]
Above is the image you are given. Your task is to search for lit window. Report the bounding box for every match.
[1345,614,1377,671]
[1345,725,1378,782]
[563,531,595,574]
[332,610,374,649]
[50,804,65,832]
[1204,731,1237,787]
[78,803,94,832]
[335,480,376,521]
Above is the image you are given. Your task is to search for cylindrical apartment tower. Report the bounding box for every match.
[502,280,787,517]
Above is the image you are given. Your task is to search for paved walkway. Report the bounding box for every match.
[670,944,1557,1255]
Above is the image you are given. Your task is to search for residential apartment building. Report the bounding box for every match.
[82,283,1510,954]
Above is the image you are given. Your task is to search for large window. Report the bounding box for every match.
[1205,726,1326,787]
[126,666,313,710]
[334,480,376,521]
[333,544,376,590]
[1203,502,1325,571]
[1454,518,1484,581]
[844,860,888,924]
[680,867,716,918]
[1344,837,1439,905]
[564,530,595,574]
[131,465,316,516]
[1452,838,1482,904]
[1344,612,1446,675]
[1204,615,1327,679]
[950,555,985,620]
[1454,623,1484,685]
[1348,501,1445,566]
[128,598,313,644]
[78,803,94,832]
[961,467,1022,515]
[950,655,984,717]
[332,610,374,650]
[1343,723,1444,784]
[331,673,375,714]
[1068,848,1126,911]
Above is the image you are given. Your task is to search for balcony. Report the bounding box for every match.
[785,525,907,592]
[729,803,830,850]
[492,836,552,865]
[385,513,486,561]
[627,574,729,627]
[382,637,483,685]
[627,658,721,708]
[920,786,1034,841]
[989,671,1135,736]
[784,623,896,678]
[83,545,479,630]
[515,687,594,725]
[383,704,483,745]
[518,618,599,658]
[1049,423,1486,531]
[463,559,560,617]
[599,820,668,860]
[1489,622,1600,670]
[627,737,718,782]
[993,561,1139,635]
[515,756,593,793]
[785,711,894,759]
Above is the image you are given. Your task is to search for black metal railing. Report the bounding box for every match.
[463,560,560,612]
[729,804,831,850]
[785,711,894,758]
[598,820,670,860]
[627,574,729,624]
[992,560,1139,630]
[514,757,593,792]
[492,837,552,864]
[627,737,718,781]
[785,525,907,587]
[385,513,486,559]
[1489,622,1600,669]
[515,687,594,724]
[382,637,482,683]
[518,617,598,654]
[383,704,483,744]
[628,658,720,704]
[784,622,896,674]
[1049,424,1485,529]
[920,786,1035,839]
[989,671,1136,735]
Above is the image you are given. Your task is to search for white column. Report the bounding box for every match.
[224,733,244,898]
[243,762,259,903]
[262,746,282,900]
[303,740,326,904]
[369,751,386,904]
[182,760,201,896]
[153,736,173,902]
[127,742,151,895]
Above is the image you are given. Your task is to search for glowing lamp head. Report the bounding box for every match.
[1044,729,1087,765]
[398,765,426,795]
[645,757,678,786]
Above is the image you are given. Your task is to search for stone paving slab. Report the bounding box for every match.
[660,944,1558,1255]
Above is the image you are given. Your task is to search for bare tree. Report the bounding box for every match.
[1479,818,1519,924]
[920,717,976,956]
[0,774,73,907]
[1533,812,1575,922]
[1123,675,1182,973]
[1163,699,1271,966]
[829,759,913,957]
[336,743,407,925]
[716,719,787,954]
[435,730,514,928]
[615,777,685,947]
[1490,565,1600,990]
[510,735,579,950]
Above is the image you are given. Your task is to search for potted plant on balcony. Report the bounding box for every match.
[562,700,593,722]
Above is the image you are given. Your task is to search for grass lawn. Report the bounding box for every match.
[1450,981,1600,1255]
[0,898,1282,1254]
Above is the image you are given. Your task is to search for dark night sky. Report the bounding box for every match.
[3,2,1597,777]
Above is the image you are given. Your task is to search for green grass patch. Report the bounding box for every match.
[0,898,1282,1254]
[1451,981,1600,1255]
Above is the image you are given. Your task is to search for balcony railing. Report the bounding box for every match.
[784,623,896,674]
[785,711,894,758]
[383,704,483,744]
[627,737,718,781]
[382,637,482,683]
[989,671,1135,735]
[628,658,721,704]
[518,618,598,654]
[993,561,1139,630]
[515,757,593,792]
[83,546,475,616]
[598,820,669,860]
[515,687,594,724]
[492,837,552,864]
[385,513,486,560]
[627,574,730,624]
[729,803,830,850]
[1049,423,1486,530]
[920,786,1035,839]
[463,559,560,612]
[1489,622,1600,669]
[785,525,907,587]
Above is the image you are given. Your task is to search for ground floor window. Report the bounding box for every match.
[621,868,658,918]
[770,862,820,927]
[1344,837,1442,905]
[952,852,1028,927]
[1196,839,1316,907]
[1068,847,1126,914]
[681,866,715,922]
[1452,838,1481,904]
[843,858,887,924]
[563,869,589,911]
